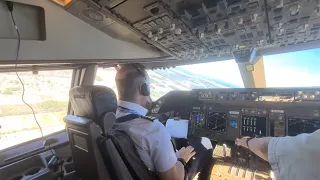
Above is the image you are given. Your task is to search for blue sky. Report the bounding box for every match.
[180,48,320,88]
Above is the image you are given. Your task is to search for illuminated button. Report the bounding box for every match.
[238,17,243,25]
[239,45,246,49]
[170,24,176,31]
[310,95,315,99]
[303,94,308,99]
[315,91,320,95]
[200,32,205,38]
[158,28,163,34]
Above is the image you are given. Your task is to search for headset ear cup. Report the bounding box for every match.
[140,83,150,96]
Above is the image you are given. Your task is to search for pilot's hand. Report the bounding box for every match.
[176,146,196,163]
[235,136,251,149]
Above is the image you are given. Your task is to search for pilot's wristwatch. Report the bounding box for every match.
[177,158,187,167]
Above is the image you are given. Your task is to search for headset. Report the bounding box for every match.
[132,64,150,96]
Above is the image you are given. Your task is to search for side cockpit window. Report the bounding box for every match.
[0,70,72,150]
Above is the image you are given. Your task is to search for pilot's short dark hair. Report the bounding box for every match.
[115,63,147,101]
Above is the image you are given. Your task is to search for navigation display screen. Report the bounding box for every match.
[288,118,320,136]
[207,112,227,132]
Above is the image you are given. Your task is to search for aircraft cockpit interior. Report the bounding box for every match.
[0,0,320,180]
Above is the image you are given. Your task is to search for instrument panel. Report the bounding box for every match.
[151,88,320,176]
[152,88,320,140]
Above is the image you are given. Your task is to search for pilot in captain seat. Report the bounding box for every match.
[112,63,213,180]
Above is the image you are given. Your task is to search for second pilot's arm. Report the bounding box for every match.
[236,129,320,180]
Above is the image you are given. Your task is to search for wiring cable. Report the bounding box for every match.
[6,1,55,156]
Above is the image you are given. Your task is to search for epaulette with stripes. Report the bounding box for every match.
[142,116,157,122]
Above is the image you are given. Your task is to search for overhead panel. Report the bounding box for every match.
[53,0,320,62]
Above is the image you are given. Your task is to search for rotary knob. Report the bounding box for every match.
[252,13,258,22]
[315,91,320,95]
[277,28,284,36]
[148,31,153,38]
[297,91,303,95]
[175,28,182,35]
[297,24,309,33]
[289,4,301,16]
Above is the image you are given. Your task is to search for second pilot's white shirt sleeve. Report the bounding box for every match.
[145,120,177,173]
[268,129,320,180]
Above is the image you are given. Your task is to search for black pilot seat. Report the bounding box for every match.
[65,85,158,180]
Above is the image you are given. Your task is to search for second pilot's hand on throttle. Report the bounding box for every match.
[235,137,272,161]
[176,146,196,163]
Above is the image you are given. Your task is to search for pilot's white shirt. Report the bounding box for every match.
[113,100,177,173]
[268,129,320,180]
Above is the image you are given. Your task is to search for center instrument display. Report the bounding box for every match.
[241,115,267,137]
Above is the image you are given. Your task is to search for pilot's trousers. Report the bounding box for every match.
[173,137,214,180]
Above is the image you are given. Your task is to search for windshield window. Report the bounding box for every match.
[264,48,320,87]
[149,60,244,100]
[0,70,72,150]
[94,61,243,101]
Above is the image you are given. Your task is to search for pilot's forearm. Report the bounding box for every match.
[175,161,185,180]
[247,137,272,161]
[159,161,185,180]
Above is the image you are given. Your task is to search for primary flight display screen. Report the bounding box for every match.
[288,118,320,136]
[241,115,267,137]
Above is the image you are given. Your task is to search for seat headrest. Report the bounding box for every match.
[69,85,117,126]
[103,112,116,134]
